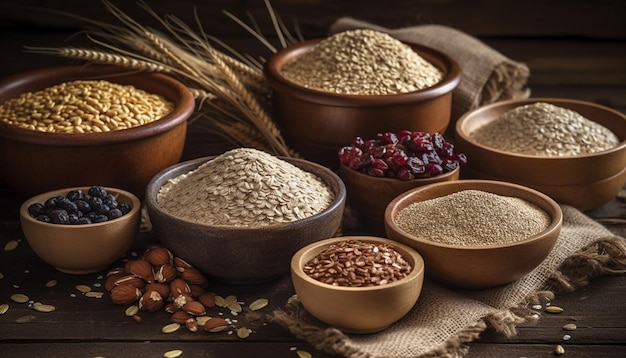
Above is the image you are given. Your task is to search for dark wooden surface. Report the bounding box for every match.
[1,1,625,357]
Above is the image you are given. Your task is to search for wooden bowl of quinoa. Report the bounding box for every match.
[0,65,193,198]
[145,149,346,284]
[264,29,461,169]
[454,98,626,209]
[384,179,562,289]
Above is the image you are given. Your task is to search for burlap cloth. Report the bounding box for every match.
[327,17,531,122]
[272,205,626,357]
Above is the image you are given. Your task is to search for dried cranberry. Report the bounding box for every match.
[337,130,467,180]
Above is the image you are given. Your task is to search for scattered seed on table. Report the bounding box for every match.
[125,305,139,317]
[296,350,312,358]
[15,315,36,323]
[0,303,9,314]
[563,323,577,331]
[563,334,571,341]
[554,344,565,355]
[162,322,181,334]
[45,280,58,288]
[85,291,104,298]
[237,327,251,339]
[4,240,19,251]
[32,303,56,313]
[76,284,92,293]
[163,349,183,358]
[249,298,269,311]
[545,306,564,314]
[10,293,29,303]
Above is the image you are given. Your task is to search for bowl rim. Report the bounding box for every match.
[384,179,564,250]
[455,97,626,161]
[290,236,425,292]
[264,38,462,106]
[19,186,141,228]
[0,65,194,146]
[145,154,347,231]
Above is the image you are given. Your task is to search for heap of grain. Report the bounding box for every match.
[157,148,335,227]
[470,102,620,156]
[394,190,551,246]
[0,80,173,133]
[280,29,443,95]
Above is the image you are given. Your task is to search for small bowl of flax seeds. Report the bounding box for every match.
[0,64,194,198]
[455,98,626,210]
[290,236,425,334]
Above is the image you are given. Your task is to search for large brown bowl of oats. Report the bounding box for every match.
[0,65,193,198]
[264,29,461,169]
[145,149,347,284]
[455,98,626,209]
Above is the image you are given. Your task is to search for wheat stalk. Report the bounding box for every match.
[26,0,299,157]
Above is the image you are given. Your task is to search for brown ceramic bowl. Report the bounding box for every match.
[264,39,461,168]
[339,163,459,235]
[384,180,562,289]
[0,65,194,198]
[455,98,626,210]
[145,155,346,284]
[19,186,141,274]
[290,236,424,334]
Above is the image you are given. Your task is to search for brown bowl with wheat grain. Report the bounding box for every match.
[264,29,462,169]
[0,65,194,198]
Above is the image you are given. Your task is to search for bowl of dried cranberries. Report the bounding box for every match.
[290,236,425,334]
[19,185,141,274]
[338,130,466,234]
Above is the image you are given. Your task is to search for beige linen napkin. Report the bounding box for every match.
[272,205,626,357]
[329,17,531,122]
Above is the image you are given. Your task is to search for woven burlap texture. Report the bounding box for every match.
[272,205,626,358]
[328,17,531,121]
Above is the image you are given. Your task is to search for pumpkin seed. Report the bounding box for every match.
[563,323,577,331]
[228,301,242,313]
[10,293,29,303]
[45,280,58,288]
[163,349,183,358]
[545,306,564,314]
[554,344,565,355]
[162,322,181,334]
[214,295,225,307]
[563,334,571,341]
[76,285,92,293]
[249,298,269,311]
[236,327,251,339]
[33,303,56,313]
[125,305,139,317]
[0,303,9,314]
[296,350,312,358]
[0,272,5,279]
[223,295,237,307]
[4,240,19,251]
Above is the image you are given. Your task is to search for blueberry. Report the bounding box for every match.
[90,214,109,223]
[119,203,131,215]
[75,200,91,214]
[88,186,108,199]
[56,197,78,214]
[49,209,70,224]
[44,196,60,209]
[28,203,45,217]
[68,214,81,224]
[77,217,92,225]
[36,215,51,223]
[102,194,118,209]
[106,208,123,220]
[66,189,84,202]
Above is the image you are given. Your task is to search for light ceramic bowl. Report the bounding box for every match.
[384,180,563,289]
[19,186,141,274]
[454,98,626,210]
[0,65,194,198]
[264,39,461,168]
[339,163,459,235]
[145,156,346,284]
[291,236,424,334]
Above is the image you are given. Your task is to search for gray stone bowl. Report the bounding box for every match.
[145,156,346,284]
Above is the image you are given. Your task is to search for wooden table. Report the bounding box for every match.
[1,1,625,357]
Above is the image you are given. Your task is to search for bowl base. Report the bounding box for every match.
[55,266,108,275]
